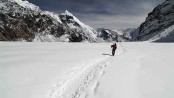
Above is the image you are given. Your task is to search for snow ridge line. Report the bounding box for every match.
[47,56,113,98]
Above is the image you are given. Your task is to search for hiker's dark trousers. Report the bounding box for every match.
[112,49,116,56]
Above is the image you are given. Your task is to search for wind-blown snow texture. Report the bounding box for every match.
[1,42,174,98]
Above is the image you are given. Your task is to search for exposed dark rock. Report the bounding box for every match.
[0,0,97,42]
[137,0,174,42]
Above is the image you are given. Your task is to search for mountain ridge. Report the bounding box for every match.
[137,0,174,42]
[0,0,97,42]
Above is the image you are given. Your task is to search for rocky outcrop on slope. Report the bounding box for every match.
[0,0,97,42]
[137,0,174,42]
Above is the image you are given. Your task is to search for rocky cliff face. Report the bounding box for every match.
[137,0,174,42]
[0,0,97,42]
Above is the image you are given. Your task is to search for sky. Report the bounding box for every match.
[27,0,165,29]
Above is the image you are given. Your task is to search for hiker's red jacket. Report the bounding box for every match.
[111,44,117,50]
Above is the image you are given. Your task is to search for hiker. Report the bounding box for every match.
[111,43,117,56]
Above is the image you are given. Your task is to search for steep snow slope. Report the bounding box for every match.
[138,0,174,42]
[1,42,174,98]
[149,24,174,42]
[43,11,62,23]
[59,10,97,42]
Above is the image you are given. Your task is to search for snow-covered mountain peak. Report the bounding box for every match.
[59,10,97,40]
[43,11,62,23]
[61,10,87,28]
[64,10,73,16]
[0,0,98,42]
[9,0,41,11]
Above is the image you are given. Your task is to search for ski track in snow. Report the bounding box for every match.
[47,56,115,98]
[46,43,125,98]
[47,43,124,98]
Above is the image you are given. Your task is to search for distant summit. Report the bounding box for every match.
[96,28,134,42]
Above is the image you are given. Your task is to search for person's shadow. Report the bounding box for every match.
[102,53,113,56]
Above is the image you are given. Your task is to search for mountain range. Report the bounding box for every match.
[0,0,174,42]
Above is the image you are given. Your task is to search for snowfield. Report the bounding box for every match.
[0,42,174,98]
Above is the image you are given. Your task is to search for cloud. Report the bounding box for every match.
[74,13,147,29]
[28,0,164,15]
[27,0,165,29]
